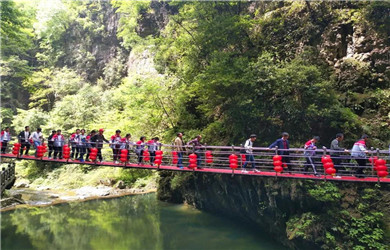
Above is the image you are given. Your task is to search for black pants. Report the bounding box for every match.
[304,156,318,174]
[331,155,344,174]
[54,147,63,159]
[86,148,91,160]
[97,148,103,162]
[71,145,79,159]
[355,158,366,177]
[79,146,86,160]
[1,141,8,153]
[48,144,54,157]
[282,155,291,171]
[112,148,120,161]
[150,151,156,164]
[137,150,144,164]
[20,142,30,155]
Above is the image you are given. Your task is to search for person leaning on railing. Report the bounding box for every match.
[330,133,349,178]
[18,126,31,156]
[47,130,56,159]
[85,130,96,162]
[351,134,369,178]
[53,130,65,159]
[304,136,320,176]
[90,129,109,162]
[30,128,43,157]
[1,127,11,154]
[187,135,204,169]
[269,132,291,172]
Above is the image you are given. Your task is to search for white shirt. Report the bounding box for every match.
[30,132,43,143]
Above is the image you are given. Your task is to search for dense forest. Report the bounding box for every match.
[1,0,390,148]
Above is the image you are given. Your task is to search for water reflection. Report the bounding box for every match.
[1,194,284,250]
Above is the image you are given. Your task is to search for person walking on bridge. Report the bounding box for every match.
[269,132,291,172]
[242,134,260,173]
[78,129,87,162]
[147,137,161,166]
[30,128,43,157]
[351,135,369,178]
[330,133,348,178]
[85,130,96,162]
[136,136,146,165]
[304,136,320,176]
[1,127,11,154]
[70,129,81,160]
[187,135,204,169]
[120,134,132,163]
[174,132,184,168]
[18,126,31,156]
[53,130,65,159]
[47,130,56,159]
[91,129,109,163]
[110,130,122,164]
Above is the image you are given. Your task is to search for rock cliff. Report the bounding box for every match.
[158,171,390,249]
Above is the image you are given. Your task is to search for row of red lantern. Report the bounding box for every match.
[12,143,21,155]
[373,158,388,178]
[155,150,163,166]
[321,155,336,176]
[273,155,283,173]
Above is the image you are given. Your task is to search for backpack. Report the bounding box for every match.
[239,141,247,154]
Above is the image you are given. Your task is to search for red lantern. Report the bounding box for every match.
[325,168,336,176]
[89,147,97,161]
[143,150,150,162]
[375,165,387,172]
[321,156,332,164]
[63,145,71,159]
[189,158,197,164]
[273,155,282,162]
[12,143,21,155]
[324,162,334,169]
[274,166,283,173]
[172,151,178,164]
[375,159,386,166]
[229,154,238,169]
[369,156,378,164]
[240,154,246,162]
[377,171,388,178]
[205,151,213,164]
[273,160,282,167]
[120,149,128,163]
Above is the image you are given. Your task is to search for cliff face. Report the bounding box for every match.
[158,172,390,249]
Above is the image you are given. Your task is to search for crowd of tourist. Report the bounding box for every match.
[0,125,383,178]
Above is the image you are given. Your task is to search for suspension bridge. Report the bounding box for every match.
[1,143,389,185]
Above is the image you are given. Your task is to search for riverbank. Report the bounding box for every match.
[1,160,158,211]
[1,186,157,212]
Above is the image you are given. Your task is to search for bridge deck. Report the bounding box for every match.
[1,153,389,184]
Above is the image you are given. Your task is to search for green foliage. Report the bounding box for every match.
[308,182,341,202]
[23,67,84,111]
[12,108,49,134]
[112,0,153,48]
[286,212,317,241]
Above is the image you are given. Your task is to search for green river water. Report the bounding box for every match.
[1,193,285,250]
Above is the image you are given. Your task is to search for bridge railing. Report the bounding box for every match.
[1,142,389,179]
